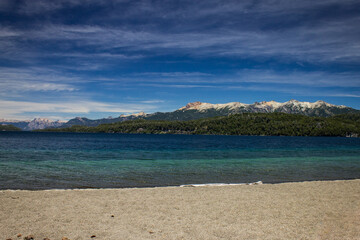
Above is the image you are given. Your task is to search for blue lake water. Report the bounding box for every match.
[0,132,359,189]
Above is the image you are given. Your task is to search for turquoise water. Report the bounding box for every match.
[0,132,359,189]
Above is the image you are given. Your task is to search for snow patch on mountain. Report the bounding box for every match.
[178,100,347,112]
[120,112,146,118]
[25,118,66,130]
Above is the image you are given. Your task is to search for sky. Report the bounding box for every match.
[0,0,359,120]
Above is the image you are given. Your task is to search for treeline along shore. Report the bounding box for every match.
[0,124,21,131]
[39,112,360,137]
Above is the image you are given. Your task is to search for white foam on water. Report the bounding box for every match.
[180,181,263,187]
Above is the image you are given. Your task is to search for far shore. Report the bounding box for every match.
[1,179,359,240]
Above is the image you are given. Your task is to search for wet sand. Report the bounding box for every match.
[1,180,359,240]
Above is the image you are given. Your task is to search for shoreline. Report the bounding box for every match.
[1,178,359,191]
[16,130,360,138]
[2,128,359,138]
[1,179,359,239]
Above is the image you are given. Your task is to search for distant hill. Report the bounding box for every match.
[59,112,146,128]
[0,120,29,130]
[0,124,21,131]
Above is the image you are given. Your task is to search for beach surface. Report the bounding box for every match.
[1,180,359,240]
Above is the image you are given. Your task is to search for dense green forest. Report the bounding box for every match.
[0,124,21,131]
[40,113,360,137]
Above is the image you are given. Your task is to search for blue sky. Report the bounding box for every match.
[0,0,359,120]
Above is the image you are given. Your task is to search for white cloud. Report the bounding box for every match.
[0,27,20,37]
[16,0,109,15]
[124,69,360,88]
[0,67,83,82]
[0,0,358,66]
[137,83,218,88]
[0,67,82,96]
[2,17,360,64]
[137,100,165,104]
[326,94,360,98]
[0,99,158,120]
[133,72,213,77]
[0,81,76,93]
[234,69,360,87]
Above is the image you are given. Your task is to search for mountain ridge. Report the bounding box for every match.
[0,118,65,131]
[1,100,359,130]
[145,100,357,121]
[178,100,347,112]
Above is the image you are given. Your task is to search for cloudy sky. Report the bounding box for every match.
[0,0,359,120]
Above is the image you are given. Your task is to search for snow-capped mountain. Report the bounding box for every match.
[25,118,65,130]
[0,118,65,130]
[145,100,358,121]
[178,100,349,115]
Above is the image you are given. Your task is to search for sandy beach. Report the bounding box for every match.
[1,180,359,240]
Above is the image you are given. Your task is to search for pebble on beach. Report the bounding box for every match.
[17,234,22,238]
[24,235,34,240]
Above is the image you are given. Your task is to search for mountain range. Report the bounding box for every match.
[0,118,65,131]
[1,100,359,130]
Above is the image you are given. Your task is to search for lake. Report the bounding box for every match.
[0,132,359,189]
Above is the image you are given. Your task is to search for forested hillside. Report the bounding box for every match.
[40,113,360,137]
[0,124,22,131]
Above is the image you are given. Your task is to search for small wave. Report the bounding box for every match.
[180,181,263,187]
